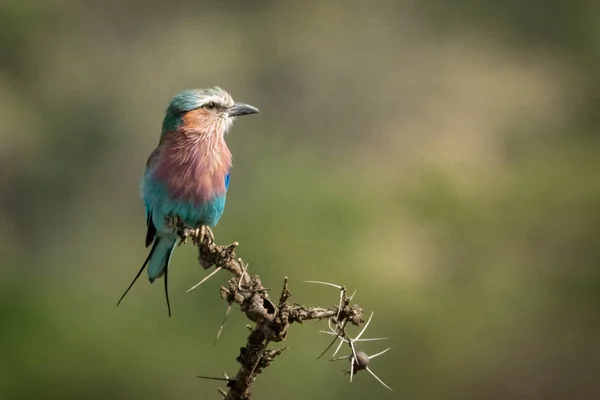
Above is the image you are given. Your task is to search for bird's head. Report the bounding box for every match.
[161,87,259,139]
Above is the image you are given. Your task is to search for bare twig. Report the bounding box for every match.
[169,219,376,399]
[320,311,393,391]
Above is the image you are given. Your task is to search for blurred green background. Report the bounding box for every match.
[2,1,600,399]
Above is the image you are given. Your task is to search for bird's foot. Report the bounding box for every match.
[199,225,215,244]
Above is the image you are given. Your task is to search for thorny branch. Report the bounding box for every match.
[171,219,389,399]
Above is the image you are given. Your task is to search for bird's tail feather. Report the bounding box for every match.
[147,236,177,316]
[147,236,177,282]
[116,236,177,316]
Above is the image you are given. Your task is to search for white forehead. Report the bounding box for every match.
[196,87,234,108]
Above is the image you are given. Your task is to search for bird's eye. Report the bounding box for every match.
[204,102,217,110]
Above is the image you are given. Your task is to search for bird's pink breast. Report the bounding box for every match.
[152,132,232,204]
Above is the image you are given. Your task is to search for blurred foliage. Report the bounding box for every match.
[1,0,599,399]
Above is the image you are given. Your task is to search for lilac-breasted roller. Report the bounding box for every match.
[117,87,259,316]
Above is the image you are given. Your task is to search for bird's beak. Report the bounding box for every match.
[228,102,259,117]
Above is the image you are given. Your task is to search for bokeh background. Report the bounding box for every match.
[2,1,600,399]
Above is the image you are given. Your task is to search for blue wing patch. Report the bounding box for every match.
[225,173,230,190]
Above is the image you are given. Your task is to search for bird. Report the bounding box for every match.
[117,87,259,316]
